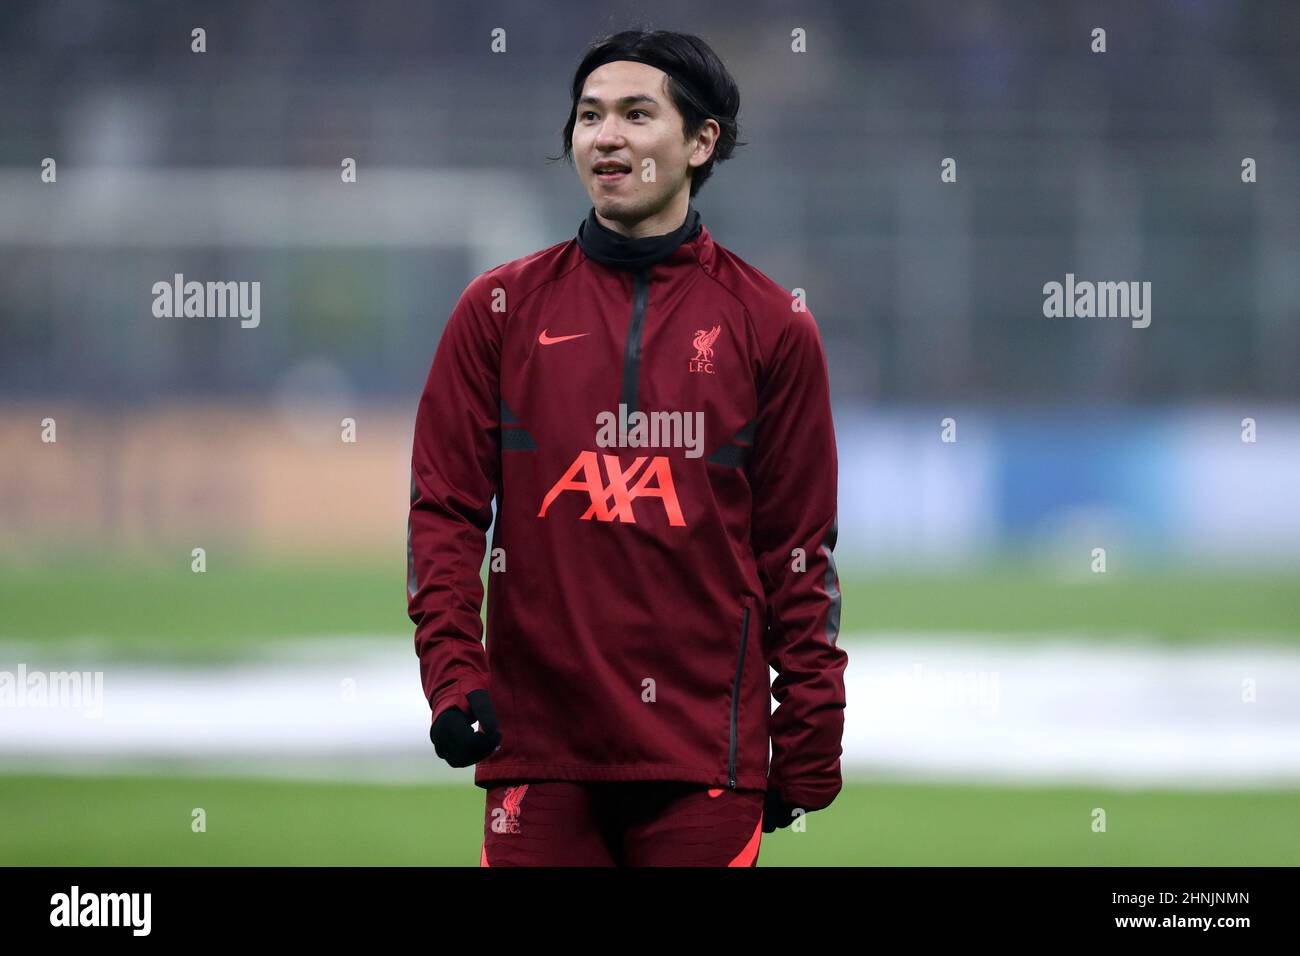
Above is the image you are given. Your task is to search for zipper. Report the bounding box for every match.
[620,268,651,414]
[728,604,750,789]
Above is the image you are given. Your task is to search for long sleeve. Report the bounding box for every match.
[750,304,848,812]
[408,273,502,726]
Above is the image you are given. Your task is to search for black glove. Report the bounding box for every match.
[762,789,802,833]
[429,688,502,768]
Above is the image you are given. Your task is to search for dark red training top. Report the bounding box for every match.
[408,203,847,810]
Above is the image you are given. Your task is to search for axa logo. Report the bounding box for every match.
[689,325,721,374]
[538,450,686,526]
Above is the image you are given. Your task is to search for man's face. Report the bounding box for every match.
[572,60,716,229]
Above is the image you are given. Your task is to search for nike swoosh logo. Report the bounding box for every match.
[538,329,589,345]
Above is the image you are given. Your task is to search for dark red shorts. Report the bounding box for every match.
[480,780,765,867]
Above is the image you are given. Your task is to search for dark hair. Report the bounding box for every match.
[554,30,744,198]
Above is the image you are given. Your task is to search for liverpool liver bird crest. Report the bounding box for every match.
[692,325,721,361]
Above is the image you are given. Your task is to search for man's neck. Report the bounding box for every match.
[596,192,690,239]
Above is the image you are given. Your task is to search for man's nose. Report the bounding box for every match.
[593,118,626,148]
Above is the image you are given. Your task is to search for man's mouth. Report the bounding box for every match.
[593,162,631,184]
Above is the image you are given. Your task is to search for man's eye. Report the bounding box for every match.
[580,109,645,121]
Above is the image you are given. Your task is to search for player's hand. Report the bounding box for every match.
[429,688,502,768]
[761,789,802,833]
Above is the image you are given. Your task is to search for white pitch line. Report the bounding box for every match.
[1,635,1298,788]
[841,636,1300,788]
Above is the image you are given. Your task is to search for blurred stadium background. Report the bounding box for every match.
[2,0,1298,865]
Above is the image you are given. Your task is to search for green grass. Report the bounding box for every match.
[3,557,1294,866]
[0,558,408,659]
[1,557,1296,659]
[2,774,1297,866]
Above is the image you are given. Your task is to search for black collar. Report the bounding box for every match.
[577,205,701,271]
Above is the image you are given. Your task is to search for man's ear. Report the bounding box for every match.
[689,119,720,169]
